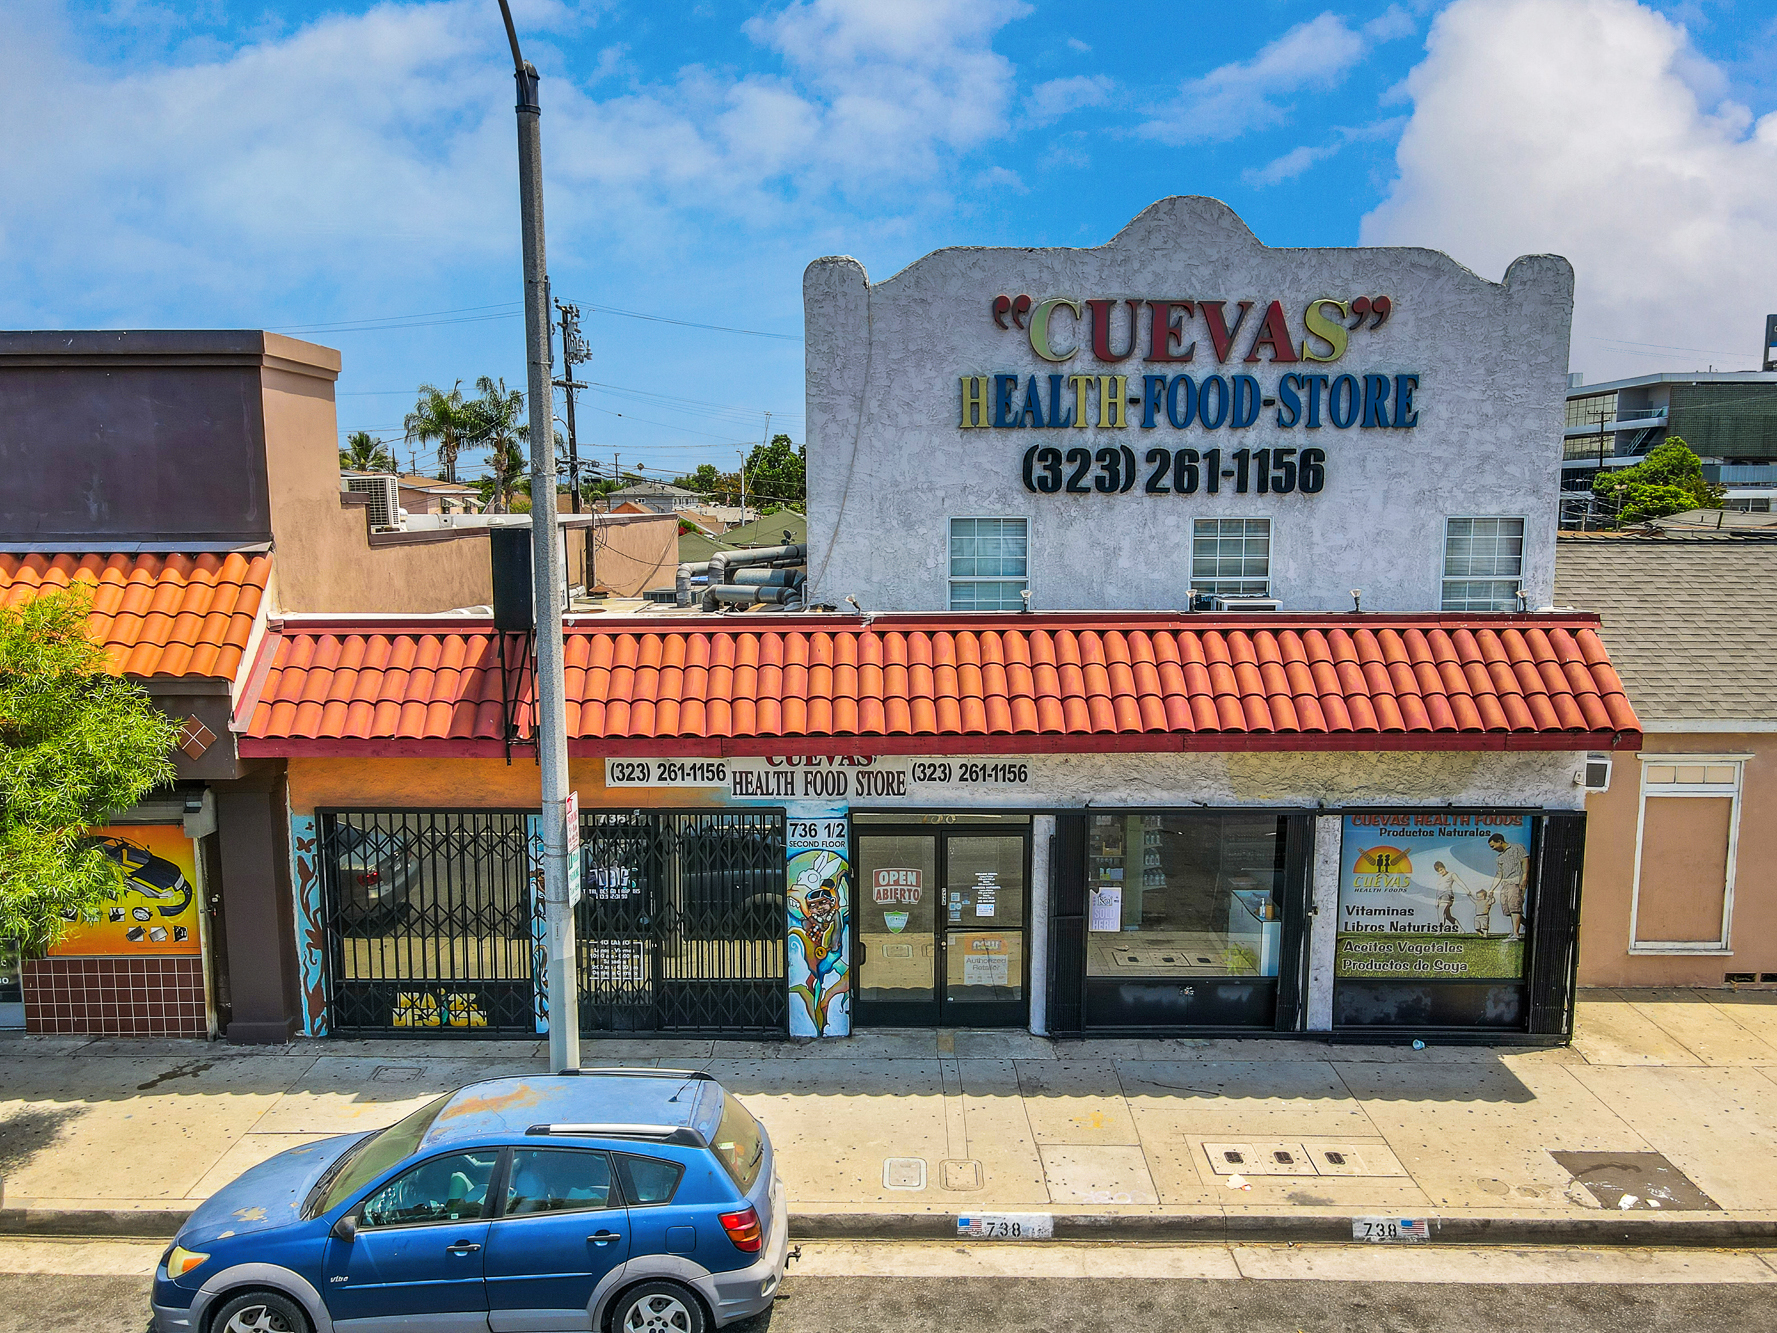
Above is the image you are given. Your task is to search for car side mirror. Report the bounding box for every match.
[331,1214,358,1243]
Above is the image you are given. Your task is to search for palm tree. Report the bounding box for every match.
[338,430,394,473]
[466,376,529,513]
[404,382,469,483]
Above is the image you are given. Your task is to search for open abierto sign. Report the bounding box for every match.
[872,868,922,904]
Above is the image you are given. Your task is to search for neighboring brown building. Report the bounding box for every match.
[1557,531,1777,987]
[0,331,665,1041]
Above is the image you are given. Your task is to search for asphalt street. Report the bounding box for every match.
[9,1266,1777,1333]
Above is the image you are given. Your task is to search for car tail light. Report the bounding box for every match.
[718,1206,762,1253]
[355,870,381,887]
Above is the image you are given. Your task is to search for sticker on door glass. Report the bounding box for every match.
[962,955,1009,985]
[1088,885,1122,933]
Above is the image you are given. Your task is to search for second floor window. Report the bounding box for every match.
[949,518,1028,610]
[1191,518,1271,599]
[1442,517,1525,611]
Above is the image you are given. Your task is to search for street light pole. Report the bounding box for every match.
[498,0,577,1072]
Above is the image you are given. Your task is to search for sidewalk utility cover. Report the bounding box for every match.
[1551,1151,1720,1211]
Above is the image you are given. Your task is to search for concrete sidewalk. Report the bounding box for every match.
[5,989,1777,1244]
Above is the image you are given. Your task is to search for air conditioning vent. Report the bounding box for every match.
[346,475,403,531]
[1583,755,1612,793]
[1208,596,1281,612]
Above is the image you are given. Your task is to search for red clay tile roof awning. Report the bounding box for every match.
[0,551,271,680]
[238,612,1641,757]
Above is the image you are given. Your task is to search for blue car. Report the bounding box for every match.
[150,1070,787,1333]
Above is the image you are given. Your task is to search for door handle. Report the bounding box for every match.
[588,1230,623,1245]
[445,1241,482,1254]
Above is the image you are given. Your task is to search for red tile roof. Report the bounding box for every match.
[239,612,1641,756]
[0,552,270,680]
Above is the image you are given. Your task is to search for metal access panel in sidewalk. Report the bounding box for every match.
[577,811,788,1036]
[317,810,539,1037]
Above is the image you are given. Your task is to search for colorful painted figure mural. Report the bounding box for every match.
[787,849,850,1036]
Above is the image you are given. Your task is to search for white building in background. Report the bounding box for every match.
[1561,369,1777,515]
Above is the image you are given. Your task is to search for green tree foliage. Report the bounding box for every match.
[1593,437,1724,526]
[741,434,805,514]
[404,381,472,483]
[673,463,726,495]
[1,588,177,955]
[465,376,529,513]
[339,430,395,473]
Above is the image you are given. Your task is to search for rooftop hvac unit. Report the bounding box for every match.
[1207,596,1281,612]
[345,475,402,531]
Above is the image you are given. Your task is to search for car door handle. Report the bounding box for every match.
[445,1241,482,1254]
[588,1230,623,1245]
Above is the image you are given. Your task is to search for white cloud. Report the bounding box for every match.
[1243,116,1407,188]
[1361,0,1777,380]
[1243,142,1339,187]
[1138,11,1412,145]
[1065,36,1091,54]
[0,0,1031,323]
[1023,74,1114,126]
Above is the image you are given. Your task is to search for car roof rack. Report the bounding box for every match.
[525,1123,707,1147]
[556,1068,715,1081]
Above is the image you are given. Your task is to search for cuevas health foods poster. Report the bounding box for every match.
[1336,813,1533,981]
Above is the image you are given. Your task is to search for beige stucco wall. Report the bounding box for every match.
[579,512,677,596]
[1577,733,1777,988]
[259,340,495,614]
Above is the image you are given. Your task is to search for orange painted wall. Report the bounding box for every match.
[1577,734,1777,988]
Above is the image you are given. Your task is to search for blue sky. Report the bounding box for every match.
[4,0,1775,486]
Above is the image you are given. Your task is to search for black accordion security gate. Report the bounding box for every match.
[577,811,788,1036]
[317,810,539,1037]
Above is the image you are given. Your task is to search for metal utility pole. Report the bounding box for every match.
[554,300,592,593]
[498,0,577,1072]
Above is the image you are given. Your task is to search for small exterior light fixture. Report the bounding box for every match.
[1350,588,1363,612]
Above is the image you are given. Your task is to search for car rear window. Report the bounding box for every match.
[710,1094,765,1193]
[615,1154,685,1206]
[311,1093,451,1216]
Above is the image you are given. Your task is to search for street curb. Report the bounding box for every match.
[0,1209,190,1240]
[6,1207,1776,1249]
[786,1212,1777,1249]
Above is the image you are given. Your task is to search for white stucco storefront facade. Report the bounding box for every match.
[804,195,1572,615]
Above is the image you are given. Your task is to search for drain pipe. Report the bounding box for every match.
[675,561,710,608]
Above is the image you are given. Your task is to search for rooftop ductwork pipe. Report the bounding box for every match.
[730,568,803,587]
[706,583,804,606]
[675,561,710,607]
[702,543,808,610]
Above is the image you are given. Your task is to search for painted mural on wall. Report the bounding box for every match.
[51,824,200,956]
[290,814,329,1035]
[1336,813,1534,982]
[787,812,851,1037]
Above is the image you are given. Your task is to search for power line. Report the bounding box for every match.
[271,297,801,342]
[579,303,801,342]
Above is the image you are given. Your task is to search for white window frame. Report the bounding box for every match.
[1440,516,1525,612]
[1190,517,1272,600]
[947,515,1030,611]
[1627,752,1749,955]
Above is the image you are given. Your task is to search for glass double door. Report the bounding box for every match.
[853,828,1028,1027]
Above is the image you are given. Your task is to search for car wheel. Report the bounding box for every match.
[208,1290,310,1333]
[611,1280,706,1333]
